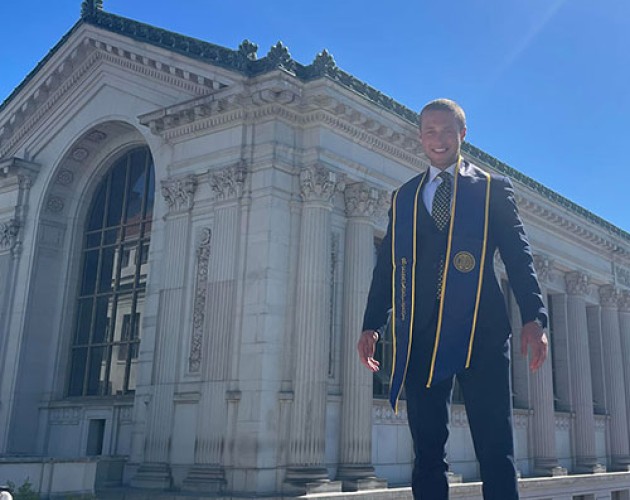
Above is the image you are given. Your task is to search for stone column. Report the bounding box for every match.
[599,285,630,470]
[565,271,604,473]
[284,165,342,495]
[530,256,566,476]
[336,183,387,491]
[184,163,246,492]
[619,291,630,453]
[132,174,197,489]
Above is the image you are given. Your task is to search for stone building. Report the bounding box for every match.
[1,2,630,499]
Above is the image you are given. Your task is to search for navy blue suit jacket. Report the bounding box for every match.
[363,161,547,365]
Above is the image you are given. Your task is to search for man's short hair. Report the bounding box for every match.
[418,99,466,131]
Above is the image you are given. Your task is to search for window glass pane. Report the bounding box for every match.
[109,345,126,395]
[87,183,106,231]
[125,153,146,223]
[87,346,108,395]
[144,160,155,218]
[123,224,141,243]
[98,246,117,293]
[103,228,120,246]
[68,348,88,396]
[80,250,99,295]
[106,160,127,227]
[85,232,101,249]
[74,298,93,345]
[93,296,113,344]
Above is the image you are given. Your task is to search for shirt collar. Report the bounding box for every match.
[428,162,457,184]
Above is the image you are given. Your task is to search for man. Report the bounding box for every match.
[357,99,548,500]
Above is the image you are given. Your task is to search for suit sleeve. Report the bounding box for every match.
[492,176,548,328]
[362,206,394,332]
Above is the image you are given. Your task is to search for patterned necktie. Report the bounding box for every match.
[431,171,452,231]
[432,171,452,297]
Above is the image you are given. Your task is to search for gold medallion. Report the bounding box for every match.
[453,251,475,273]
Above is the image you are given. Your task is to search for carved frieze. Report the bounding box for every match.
[533,254,553,284]
[209,162,247,201]
[189,228,212,373]
[565,271,589,296]
[0,219,19,253]
[49,406,81,425]
[299,164,344,203]
[619,291,630,313]
[344,182,389,219]
[373,403,407,425]
[599,285,620,309]
[161,174,198,212]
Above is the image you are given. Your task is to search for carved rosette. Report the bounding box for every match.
[0,219,19,253]
[209,162,247,201]
[619,291,630,313]
[599,285,620,309]
[160,174,198,212]
[189,228,212,373]
[344,182,389,219]
[533,254,553,284]
[565,271,589,296]
[299,164,343,204]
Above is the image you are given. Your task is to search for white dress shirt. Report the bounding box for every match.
[422,163,457,214]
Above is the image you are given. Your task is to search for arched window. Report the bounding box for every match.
[68,146,154,397]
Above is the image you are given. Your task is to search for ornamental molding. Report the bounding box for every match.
[555,413,571,431]
[451,406,469,428]
[565,271,590,296]
[0,33,227,158]
[160,174,198,212]
[599,285,620,309]
[373,402,407,425]
[299,164,344,203]
[514,193,630,263]
[344,182,389,219]
[49,406,81,425]
[209,161,248,201]
[189,227,212,373]
[0,219,19,253]
[533,254,553,284]
[616,265,630,289]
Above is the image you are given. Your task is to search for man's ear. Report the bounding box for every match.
[459,126,467,141]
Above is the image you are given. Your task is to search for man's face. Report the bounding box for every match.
[419,109,467,169]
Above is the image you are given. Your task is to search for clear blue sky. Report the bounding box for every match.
[2,1,628,232]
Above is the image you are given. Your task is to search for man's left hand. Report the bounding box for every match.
[520,321,548,372]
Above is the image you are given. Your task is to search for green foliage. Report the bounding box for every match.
[4,478,39,500]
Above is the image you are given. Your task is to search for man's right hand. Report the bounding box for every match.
[357,330,380,372]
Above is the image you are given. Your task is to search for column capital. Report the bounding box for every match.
[599,285,620,309]
[344,182,389,219]
[533,254,554,284]
[161,174,198,212]
[565,271,590,296]
[299,164,344,203]
[619,291,630,313]
[209,161,247,201]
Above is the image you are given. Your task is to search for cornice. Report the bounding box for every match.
[0,32,228,159]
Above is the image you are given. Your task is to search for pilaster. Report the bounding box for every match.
[336,182,388,491]
[564,271,605,473]
[184,163,246,492]
[132,173,198,489]
[284,164,343,495]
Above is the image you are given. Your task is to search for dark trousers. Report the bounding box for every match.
[404,324,519,500]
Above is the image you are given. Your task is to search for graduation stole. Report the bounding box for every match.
[389,158,491,412]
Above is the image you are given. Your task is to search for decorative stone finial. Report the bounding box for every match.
[238,40,258,61]
[310,49,338,78]
[265,42,295,72]
[81,0,103,19]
